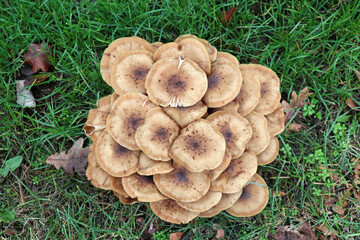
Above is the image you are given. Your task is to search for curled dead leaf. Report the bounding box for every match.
[282,88,313,125]
[24,42,53,73]
[346,97,359,111]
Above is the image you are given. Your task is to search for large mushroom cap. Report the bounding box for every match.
[226,173,269,217]
[136,152,174,176]
[153,166,210,202]
[169,119,226,172]
[100,36,155,85]
[215,52,240,67]
[245,112,271,154]
[145,57,208,107]
[106,93,157,150]
[150,199,199,224]
[110,50,154,95]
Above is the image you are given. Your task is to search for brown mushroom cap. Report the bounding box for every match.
[210,151,258,193]
[122,173,167,202]
[145,57,208,107]
[153,166,210,202]
[86,151,112,190]
[203,62,243,108]
[135,107,180,161]
[153,38,211,74]
[199,191,242,218]
[100,36,155,86]
[163,101,208,128]
[235,70,261,116]
[110,92,120,107]
[226,173,269,217]
[107,93,157,150]
[151,42,163,50]
[257,137,279,165]
[209,150,232,181]
[177,191,222,212]
[215,52,239,67]
[136,152,174,176]
[169,119,226,172]
[207,110,252,159]
[150,199,199,224]
[110,176,129,197]
[83,95,112,136]
[95,130,140,177]
[239,64,281,115]
[110,50,154,95]
[113,190,139,204]
[245,112,271,154]
[210,100,240,114]
[265,103,285,137]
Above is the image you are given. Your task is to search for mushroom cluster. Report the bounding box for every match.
[84,35,285,224]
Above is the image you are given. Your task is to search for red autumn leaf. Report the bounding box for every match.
[221,7,237,25]
[216,229,225,239]
[24,42,52,73]
[46,138,89,175]
[169,232,183,240]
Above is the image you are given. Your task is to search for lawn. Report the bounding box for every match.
[1,0,360,239]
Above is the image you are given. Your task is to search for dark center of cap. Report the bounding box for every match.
[127,113,144,135]
[184,134,207,158]
[175,168,189,183]
[133,68,149,84]
[114,143,130,156]
[152,127,170,142]
[166,74,186,94]
[240,188,251,200]
[139,175,153,184]
[221,127,233,143]
[208,73,223,89]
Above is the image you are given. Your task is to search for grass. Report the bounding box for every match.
[1,0,359,239]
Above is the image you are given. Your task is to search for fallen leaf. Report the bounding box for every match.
[346,97,359,111]
[283,87,313,125]
[24,74,50,87]
[216,229,225,239]
[169,232,183,240]
[221,7,237,25]
[288,123,304,132]
[276,221,316,240]
[24,42,52,73]
[315,224,337,237]
[46,138,89,175]
[16,80,36,107]
[272,190,286,197]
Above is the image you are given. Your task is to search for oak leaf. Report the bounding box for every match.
[221,7,237,25]
[24,42,52,73]
[46,138,89,175]
[282,87,313,125]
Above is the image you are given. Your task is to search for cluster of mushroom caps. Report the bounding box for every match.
[84,35,285,224]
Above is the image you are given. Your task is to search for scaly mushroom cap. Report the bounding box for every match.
[209,150,232,181]
[95,130,140,177]
[110,50,154,95]
[145,57,208,107]
[265,103,285,137]
[210,151,258,193]
[169,119,226,172]
[257,137,279,165]
[245,112,271,154]
[150,199,199,224]
[215,52,239,67]
[100,36,155,85]
[162,101,208,128]
[239,64,281,115]
[153,166,210,202]
[110,176,129,197]
[235,68,261,116]
[203,62,243,108]
[136,152,174,176]
[122,173,168,202]
[153,38,211,74]
[107,93,157,150]
[199,191,242,218]
[207,110,252,159]
[226,173,269,217]
[135,107,180,161]
[177,191,222,212]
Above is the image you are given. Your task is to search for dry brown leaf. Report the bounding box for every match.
[24,42,52,73]
[272,190,286,197]
[221,7,237,25]
[216,229,225,239]
[276,221,316,240]
[288,123,304,132]
[283,88,313,125]
[315,224,337,237]
[169,232,183,240]
[346,97,359,111]
[46,138,89,175]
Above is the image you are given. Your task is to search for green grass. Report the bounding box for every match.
[1,0,360,239]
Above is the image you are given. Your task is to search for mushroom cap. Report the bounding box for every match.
[122,173,168,202]
[265,103,285,137]
[113,190,139,204]
[210,151,258,193]
[257,137,279,165]
[235,69,261,116]
[145,57,208,107]
[86,151,112,190]
[83,95,112,136]
[177,191,222,212]
[151,42,163,50]
[169,119,226,172]
[239,64,281,115]
[226,173,269,217]
[210,100,240,114]
[153,38,211,74]
[199,191,242,218]
[136,152,174,176]
[150,199,199,224]
[135,107,180,161]
[203,62,243,108]
[110,176,129,197]
[153,166,210,202]
[110,92,120,107]
[215,52,239,67]
[209,150,232,181]
[95,130,140,177]
[163,101,207,128]
[107,92,157,150]
[207,110,252,159]
[245,112,271,154]
[100,36,155,85]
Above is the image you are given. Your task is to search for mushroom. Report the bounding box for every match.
[109,176,130,197]
[245,112,271,155]
[265,103,285,137]
[136,152,174,176]
[215,52,239,67]
[199,191,242,218]
[257,137,279,165]
[176,191,222,212]
[226,173,269,217]
[209,150,232,181]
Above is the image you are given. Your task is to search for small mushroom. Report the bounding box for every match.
[265,103,285,137]
[245,112,271,155]
[215,52,239,67]
[113,190,139,204]
[209,150,232,181]
[199,191,242,218]
[109,176,129,197]
[136,152,174,176]
[257,137,279,165]
[176,191,222,212]
[151,41,163,50]
[86,151,112,190]
[226,173,269,217]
